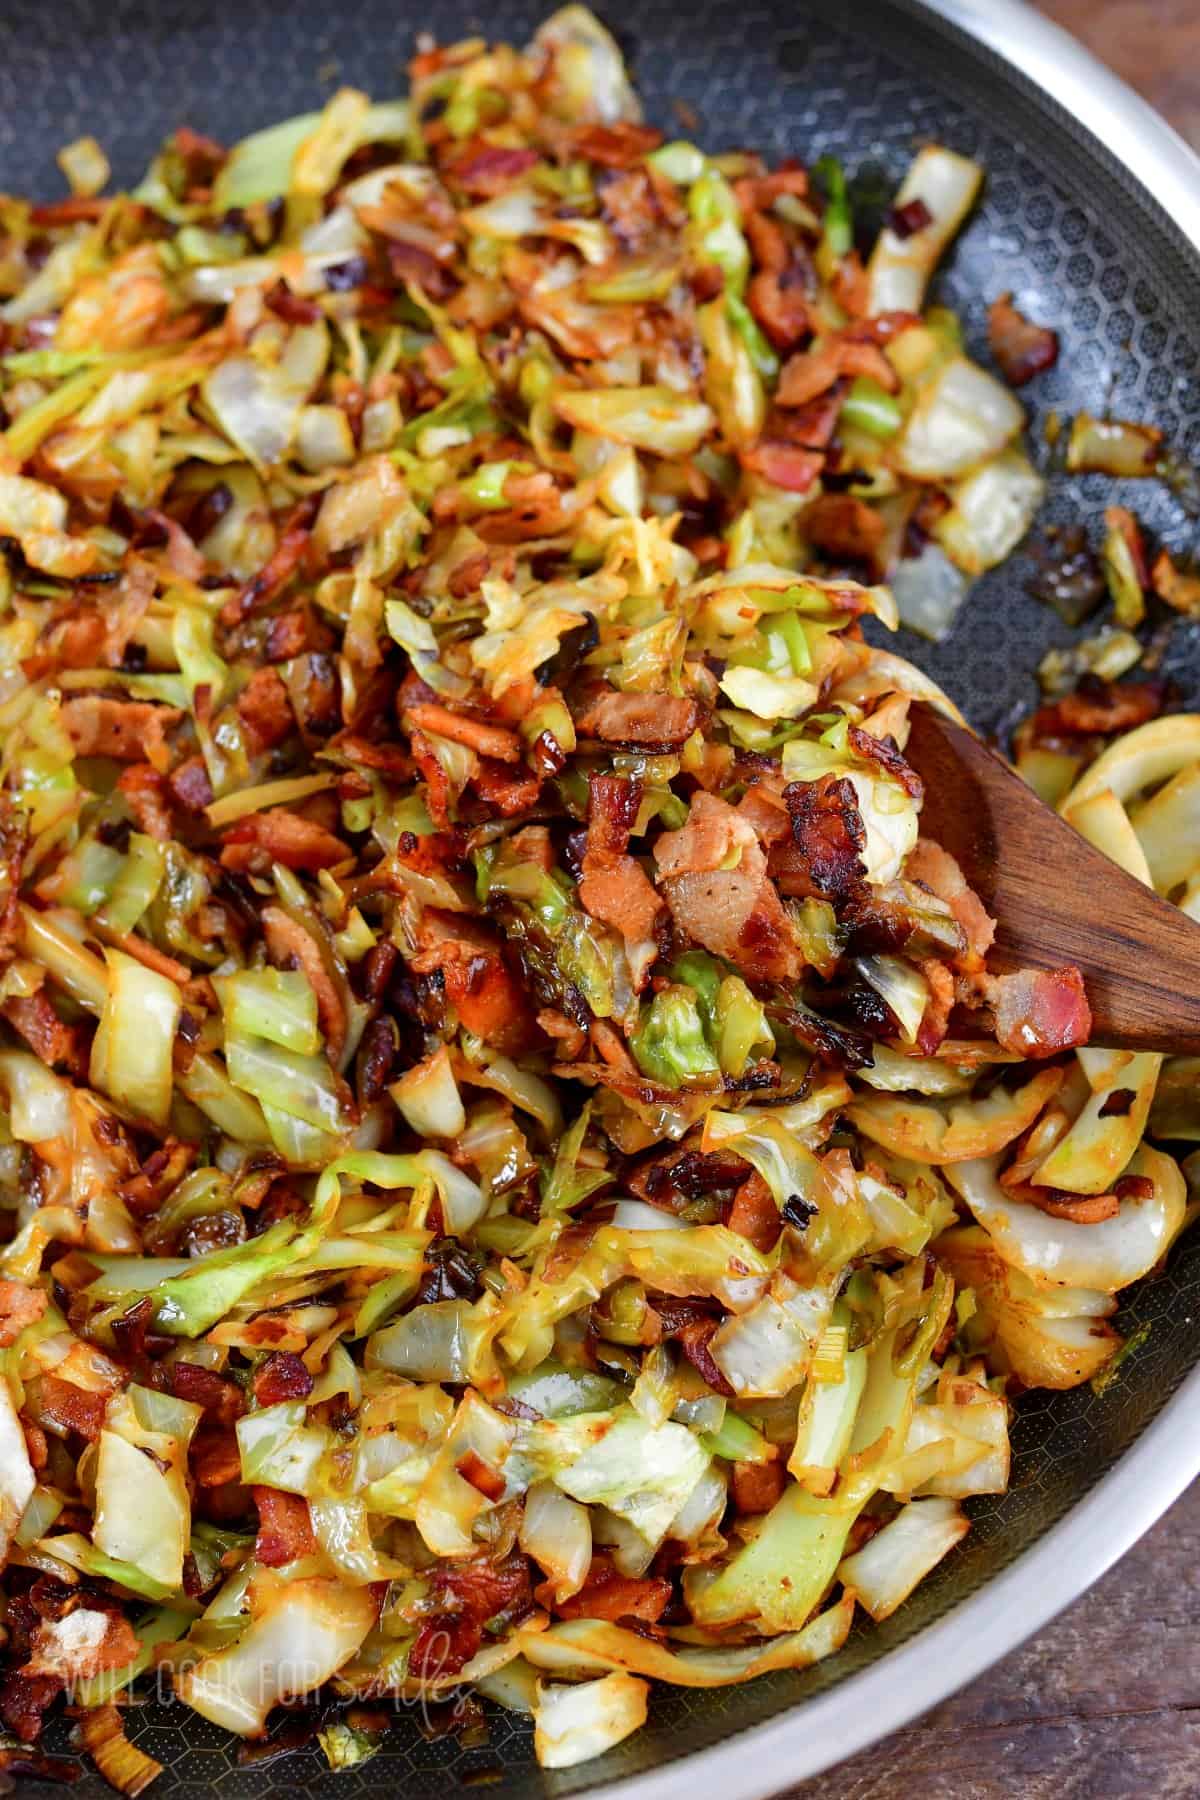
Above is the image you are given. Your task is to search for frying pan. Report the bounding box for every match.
[4,0,1200,1791]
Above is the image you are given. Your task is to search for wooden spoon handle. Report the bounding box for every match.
[906,705,1200,1054]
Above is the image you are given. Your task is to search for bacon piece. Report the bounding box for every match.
[776,775,867,901]
[1,991,85,1073]
[408,1553,531,1680]
[1152,548,1200,615]
[905,838,996,961]
[114,766,172,840]
[261,905,345,1062]
[731,1458,785,1515]
[25,1607,138,1683]
[191,1425,243,1488]
[169,1362,244,1424]
[168,756,214,815]
[578,774,662,947]
[552,1554,672,1623]
[575,689,701,747]
[746,245,817,352]
[1027,1188,1120,1224]
[987,292,1059,387]
[60,697,181,765]
[990,965,1092,1058]
[456,1447,507,1501]
[253,1351,314,1407]
[725,1169,781,1252]
[733,165,810,211]
[236,666,295,755]
[220,809,348,874]
[777,337,898,409]
[655,792,802,983]
[470,757,542,816]
[220,496,318,626]
[120,1138,195,1218]
[1029,678,1165,740]
[412,910,535,1053]
[568,122,664,167]
[447,141,540,195]
[30,1375,107,1441]
[676,1317,736,1398]
[0,1278,47,1348]
[253,1487,318,1567]
[916,956,955,1055]
[404,701,522,763]
[740,389,843,493]
[847,725,924,800]
[804,495,886,570]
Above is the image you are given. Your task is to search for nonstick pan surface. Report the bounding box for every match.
[3,0,1200,1792]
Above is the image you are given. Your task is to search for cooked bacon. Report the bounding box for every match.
[1026,1188,1120,1224]
[2,990,85,1073]
[413,909,536,1053]
[987,292,1059,387]
[169,1362,244,1423]
[848,725,924,800]
[408,1552,531,1680]
[915,957,955,1054]
[575,689,701,747]
[655,792,802,983]
[113,766,170,842]
[262,905,346,1062]
[120,1138,195,1217]
[725,1169,781,1252]
[236,666,295,755]
[570,122,663,166]
[740,388,843,492]
[29,1375,107,1441]
[404,701,522,763]
[905,838,996,961]
[455,1447,507,1500]
[60,696,181,765]
[220,496,318,626]
[25,1607,138,1683]
[777,337,899,409]
[553,1553,672,1623]
[0,1278,48,1349]
[776,775,867,901]
[168,756,214,814]
[990,965,1092,1058]
[447,142,540,195]
[746,239,818,352]
[253,1487,318,1567]
[675,1316,736,1397]
[730,1458,785,1515]
[470,756,543,815]
[220,809,348,874]
[190,1424,244,1488]
[253,1351,314,1407]
[1030,678,1166,741]
[578,774,662,946]
[1151,548,1200,615]
[0,1671,63,1743]
[803,495,886,569]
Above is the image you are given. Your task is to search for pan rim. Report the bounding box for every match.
[578,3,1200,1795]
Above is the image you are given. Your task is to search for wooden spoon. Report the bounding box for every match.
[904,702,1200,1053]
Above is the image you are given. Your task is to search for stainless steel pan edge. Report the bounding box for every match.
[588,4,1200,1794]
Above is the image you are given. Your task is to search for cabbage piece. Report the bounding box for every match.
[867,146,983,314]
[1129,763,1200,894]
[224,1031,347,1132]
[630,987,720,1088]
[946,1144,1185,1294]
[212,101,411,210]
[934,1225,1118,1388]
[855,954,929,1046]
[934,448,1045,577]
[554,386,714,456]
[367,1297,488,1385]
[391,1045,465,1138]
[890,544,970,643]
[708,1274,836,1399]
[533,1672,649,1770]
[34,1532,177,1601]
[236,1400,329,1495]
[896,356,1024,480]
[884,1365,1009,1499]
[845,1068,1064,1164]
[1031,1051,1160,1195]
[686,1477,872,1632]
[175,1577,378,1735]
[0,1374,35,1566]
[789,1343,868,1496]
[148,1218,302,1336]
[837,1496,968,1620]
[415,1391,519,1556]
[88,949,182,1127]
[94,1386,201,1590]
[526,1407,709,1550]
[517,1593,855,1685]
[532,6,642,124]
[215,969,321,1056]
[520,1481,592,1604]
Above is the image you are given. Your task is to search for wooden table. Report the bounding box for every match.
[793,10,1200,1794]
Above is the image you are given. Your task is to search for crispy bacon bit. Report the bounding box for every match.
[25,1607,139,1683]
[552,1553,672,1623]
[220,809,348,874]
[578,774,662,948]
[2,991,85,1073]
[236,666,295,755]
[777,775,867,901]
[413,910,535,1052]
[575,689,701,747]
[29,1375,107,1441]
[1028,1189,1120,1224]
[171,759,216,818]
[740,388,843,492]
[1099,1087,1136,1118]
[455,1447,507,1501]
[888,197,933,239]
[747,250,817,352]
[408,1553,532,1680]
[655,792,802,983]
[1030,677,1166,741]
[0,1278,48,1348]
[0,1672,63,1743]
[675,1317,736,1398]
[470,756,543,816]
[725,1169,781,1252]
[447,142,540,195]
[404,701,523,763]
[169,1362,244,1424]
[190,1425,244,1488]
[252,1351,314,1407]
[730,1458,785,1515]
[847,725,924,800]
[115,765,173,839]
[253,1487,318,1567]
[803,495,886,570]
[777,336,899,409]
[60,696,182,765]
[568,121,663,166]
[916,956,955,1055]
[1115,1174,1154,1202]
[990,965,1092,1058]
[221,496,318,626]
[905,838,995,962]
[987,292,1059,387]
